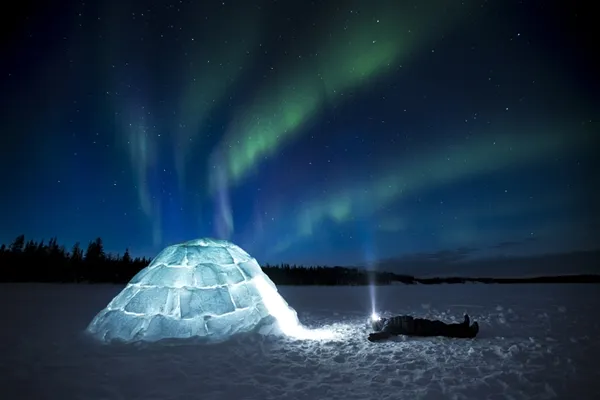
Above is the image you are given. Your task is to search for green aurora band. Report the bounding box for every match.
[173,5,262,189]
[269,126,597,255]
[215,1,475,190]
[102,1,262,242]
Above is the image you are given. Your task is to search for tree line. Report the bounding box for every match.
[0,235,406,285]
[0,235,151,284]
[2,235,599,285]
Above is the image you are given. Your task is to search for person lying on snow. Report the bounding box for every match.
[368,314,479,342]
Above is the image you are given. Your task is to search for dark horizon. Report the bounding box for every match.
[374,248,600,278]
[1,234,598,279]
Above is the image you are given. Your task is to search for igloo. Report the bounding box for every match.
[86,238,312,343]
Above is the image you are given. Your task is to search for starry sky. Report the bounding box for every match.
[1,0,598,272]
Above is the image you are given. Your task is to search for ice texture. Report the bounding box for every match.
[86,238,298,343]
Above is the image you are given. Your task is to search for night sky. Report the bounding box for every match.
[1,1,598,272]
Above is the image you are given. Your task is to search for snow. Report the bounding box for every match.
[1,283,599,399]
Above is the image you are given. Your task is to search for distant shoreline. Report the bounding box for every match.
[2,274,599,286]
[400,274,600,285]
[2,236,599,286]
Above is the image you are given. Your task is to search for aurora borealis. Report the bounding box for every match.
[1,0,598,273]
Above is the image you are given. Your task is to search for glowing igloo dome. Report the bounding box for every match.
[86,238,305,343]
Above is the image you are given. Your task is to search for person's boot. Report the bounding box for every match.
[468,321,479,338]
[463,314,470,327]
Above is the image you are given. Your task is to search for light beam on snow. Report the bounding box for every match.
[253,276,338,340]
[363,229,378,323]
[369,285,378,321]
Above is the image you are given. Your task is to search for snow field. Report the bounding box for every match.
[1,283,598,399]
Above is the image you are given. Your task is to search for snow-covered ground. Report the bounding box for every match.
[1,283,598,399]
